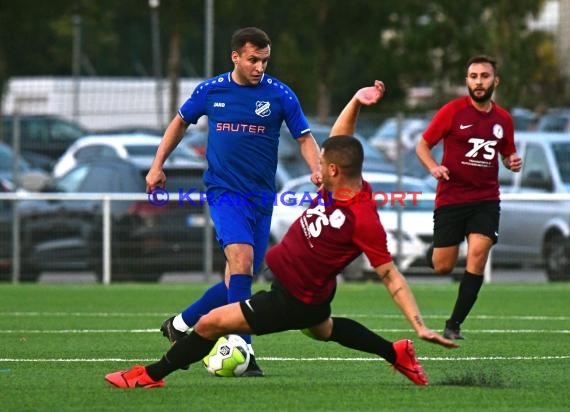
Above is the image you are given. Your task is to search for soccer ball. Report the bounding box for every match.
[202,334,250,377]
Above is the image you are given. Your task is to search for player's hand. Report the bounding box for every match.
[310,171,322,187]
[418,329,459,348]
[430,165,450,181]
[505,154,523,172]
[146,167,167,193]
[355,80,385,106]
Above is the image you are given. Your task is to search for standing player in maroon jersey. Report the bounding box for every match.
[105,80,458,389]
[416,55,523,340]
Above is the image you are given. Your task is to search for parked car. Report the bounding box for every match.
[0,141,50,191]
[536,109,570,133]
[400,142,443,188]
[180,129,209,158]
[276,124,395,190]
[52,134,205,178]
[494,132,570,280]
[0,114,89,170]
[510,107,538,131]
[19,157,224,282]
[368,117,430,161]
[268,172,466,280]
[90,126,164,136]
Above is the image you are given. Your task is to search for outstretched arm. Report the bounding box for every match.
[375,261,458,349]
[330,80,385,137]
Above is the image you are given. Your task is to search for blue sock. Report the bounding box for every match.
[181,281,228,327]
[228,274,253,345]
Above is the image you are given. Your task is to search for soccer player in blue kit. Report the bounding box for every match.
[145,27,321,376]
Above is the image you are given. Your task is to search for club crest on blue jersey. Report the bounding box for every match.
[255,101,271,117]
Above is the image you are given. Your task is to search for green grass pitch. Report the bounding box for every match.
[1,281,569,411]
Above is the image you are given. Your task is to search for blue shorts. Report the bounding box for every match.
[209,201,272,274]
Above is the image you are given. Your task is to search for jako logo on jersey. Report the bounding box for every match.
[213,102,225,107]
[465,138,498,160]
[255,101,271,117]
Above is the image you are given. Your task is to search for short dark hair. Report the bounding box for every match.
[231,27,271,53]
[322,136,363,178]
[466,55,498,74]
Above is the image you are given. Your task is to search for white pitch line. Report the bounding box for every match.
[0,355,569,363]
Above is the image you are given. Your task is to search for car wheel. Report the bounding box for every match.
[543,233,570,281]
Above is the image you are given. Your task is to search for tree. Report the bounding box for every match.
[1,0,565,120]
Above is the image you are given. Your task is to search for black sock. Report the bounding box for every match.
[327,317,396,364]
[146,330,216,381]
[447,271,484,328]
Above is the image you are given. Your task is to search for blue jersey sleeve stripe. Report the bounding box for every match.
[177,110,189,123]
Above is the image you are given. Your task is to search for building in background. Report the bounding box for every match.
[1,77,205,132]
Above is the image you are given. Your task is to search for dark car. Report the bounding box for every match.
[0,114,89,171]
[0,141,51,191]
[19,158,225,282]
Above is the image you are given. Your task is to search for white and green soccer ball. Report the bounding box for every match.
[202,334,251,377]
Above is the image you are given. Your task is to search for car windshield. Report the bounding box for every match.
[125,145,159,157]
[537,113,569,132]
[278,126,395,179]
[373,118,400,140]
[0,144,31,172]
[310,129,385,160]
[552,142,570,184]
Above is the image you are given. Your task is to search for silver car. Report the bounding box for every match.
[494,132,570,281]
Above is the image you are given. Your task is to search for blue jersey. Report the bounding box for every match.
[179,72,311,213]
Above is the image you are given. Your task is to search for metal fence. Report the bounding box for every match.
[0,191,214,284]
[1,191,569,284]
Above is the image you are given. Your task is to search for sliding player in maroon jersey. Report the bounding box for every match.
[105,80,457,389]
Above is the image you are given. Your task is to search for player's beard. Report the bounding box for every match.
[468,83,495,103]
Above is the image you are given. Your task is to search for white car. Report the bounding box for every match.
[368,117,429,161]
[52,134,205,177]
[269,172,466,280]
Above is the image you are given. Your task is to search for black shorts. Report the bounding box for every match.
[239,279,334,335]
[433,200,500,247]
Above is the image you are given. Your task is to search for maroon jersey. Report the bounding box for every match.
[266,181,392,304]
[423,96,516,208]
